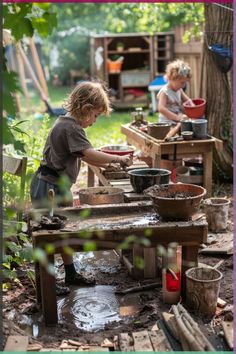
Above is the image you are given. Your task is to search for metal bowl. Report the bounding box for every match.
[144,183,206,220]
[128,168,171,194]
[79,187,124,205]
[100,145,135,156]
[181,131,193,140]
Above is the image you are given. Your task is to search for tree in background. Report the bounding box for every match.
[202,3,233,181]
[46,3,204,83]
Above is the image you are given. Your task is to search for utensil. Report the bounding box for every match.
[48,189,55,218]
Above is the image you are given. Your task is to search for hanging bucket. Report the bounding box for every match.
[186,267,222,316]
[203,198,230,232]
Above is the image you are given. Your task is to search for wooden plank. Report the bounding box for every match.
[144,247,157,278]
[4,336,28,352]
[133,244,144,279]
[3,155,22,175]
[118,333,134,351]
[222,321,233,350]
[132,330,153,351]
[149,329,172,351]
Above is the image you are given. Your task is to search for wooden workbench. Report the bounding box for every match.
[121,124,221,197]
[30,203,207,325]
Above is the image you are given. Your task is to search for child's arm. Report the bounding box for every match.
[82,148,133,168]
[181,90,195,106]
[158,91,185,122]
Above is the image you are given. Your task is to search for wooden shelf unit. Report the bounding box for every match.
[90,32,174,107]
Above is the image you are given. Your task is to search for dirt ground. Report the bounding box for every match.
[2,182,233,351]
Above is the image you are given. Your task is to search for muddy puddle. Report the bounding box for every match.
[64,213,159,232]
[9,251,141,336]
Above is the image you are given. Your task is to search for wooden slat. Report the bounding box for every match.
[118,333,134,351]
[144,247,157,278]
[3,155,22,175]
[4,336,28,352]
[132,330,153,351]
[222,321,233,350]
[149,329,172,351]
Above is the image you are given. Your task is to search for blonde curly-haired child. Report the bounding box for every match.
[157,60,194,125]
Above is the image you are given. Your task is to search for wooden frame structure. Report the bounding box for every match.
[30,203,207,325]
[121,124,223,197]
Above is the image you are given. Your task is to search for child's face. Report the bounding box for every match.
[170,78,188,91]
[81,108,103,128]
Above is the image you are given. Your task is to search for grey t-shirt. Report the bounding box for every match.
[40,116,92,184]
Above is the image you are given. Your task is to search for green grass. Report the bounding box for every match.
[19,85,158,147]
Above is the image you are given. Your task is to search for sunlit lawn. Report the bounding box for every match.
[20,84,158,147]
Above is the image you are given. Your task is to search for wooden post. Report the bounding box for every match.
[29,38,48,97]
[15,45,29,101]
[8,45,22,113]
[17,42,47,100]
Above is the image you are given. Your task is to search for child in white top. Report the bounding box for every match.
[157,60,194,125]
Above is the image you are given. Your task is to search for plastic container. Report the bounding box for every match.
[162,246,181,304]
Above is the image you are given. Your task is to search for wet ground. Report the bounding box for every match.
[3,181,233,351]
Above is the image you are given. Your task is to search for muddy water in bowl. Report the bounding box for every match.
[144,183,206,220]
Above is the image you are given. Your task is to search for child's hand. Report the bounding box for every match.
[119,155,133,169]
[177,113,188,122]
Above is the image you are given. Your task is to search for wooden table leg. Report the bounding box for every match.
[152,154,161,168]
[181,245,199,300]
[35,261,41,304]
[39,254,58,325]
[87,165,95,187]
[132,244,144,279]
[144,247,157,278]
[203,149,212,197]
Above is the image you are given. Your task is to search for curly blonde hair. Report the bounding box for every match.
[165,60,192,80]
[63,81,112,119]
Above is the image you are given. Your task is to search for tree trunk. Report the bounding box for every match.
[202,3,233,182]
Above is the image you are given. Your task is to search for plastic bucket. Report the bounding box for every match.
[192,119,207,139]
[203,198,230,232]
[186,267,222,316]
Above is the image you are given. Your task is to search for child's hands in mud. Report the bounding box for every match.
[119,155,133,170]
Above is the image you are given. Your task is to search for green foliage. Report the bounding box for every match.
[44,3,204,82]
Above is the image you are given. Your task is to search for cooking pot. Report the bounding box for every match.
[128,168,171,194]
[79,187,124,205]
[147,123,171,140]
[144,183,206,221]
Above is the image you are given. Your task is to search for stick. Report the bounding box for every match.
[172,305,204,351]
[164,123,181,141]
[115,282,161,295]
[177,303,215,351]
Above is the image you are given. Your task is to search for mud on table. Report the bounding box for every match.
[29,202,207,325]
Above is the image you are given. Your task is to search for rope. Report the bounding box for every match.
[212,3,233,12]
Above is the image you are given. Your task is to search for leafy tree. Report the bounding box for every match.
[3,3,57,152]
[202,3,233,181]
[45,3,204,81]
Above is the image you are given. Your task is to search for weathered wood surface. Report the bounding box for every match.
[4,335,28,352]
[222,321,233,350]
[118,329,172,351]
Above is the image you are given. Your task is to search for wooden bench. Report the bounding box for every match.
[29,202,207,325]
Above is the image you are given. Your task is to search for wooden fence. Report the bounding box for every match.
[174,24,203,98]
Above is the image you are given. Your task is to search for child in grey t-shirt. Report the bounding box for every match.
[30,81,132,295]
